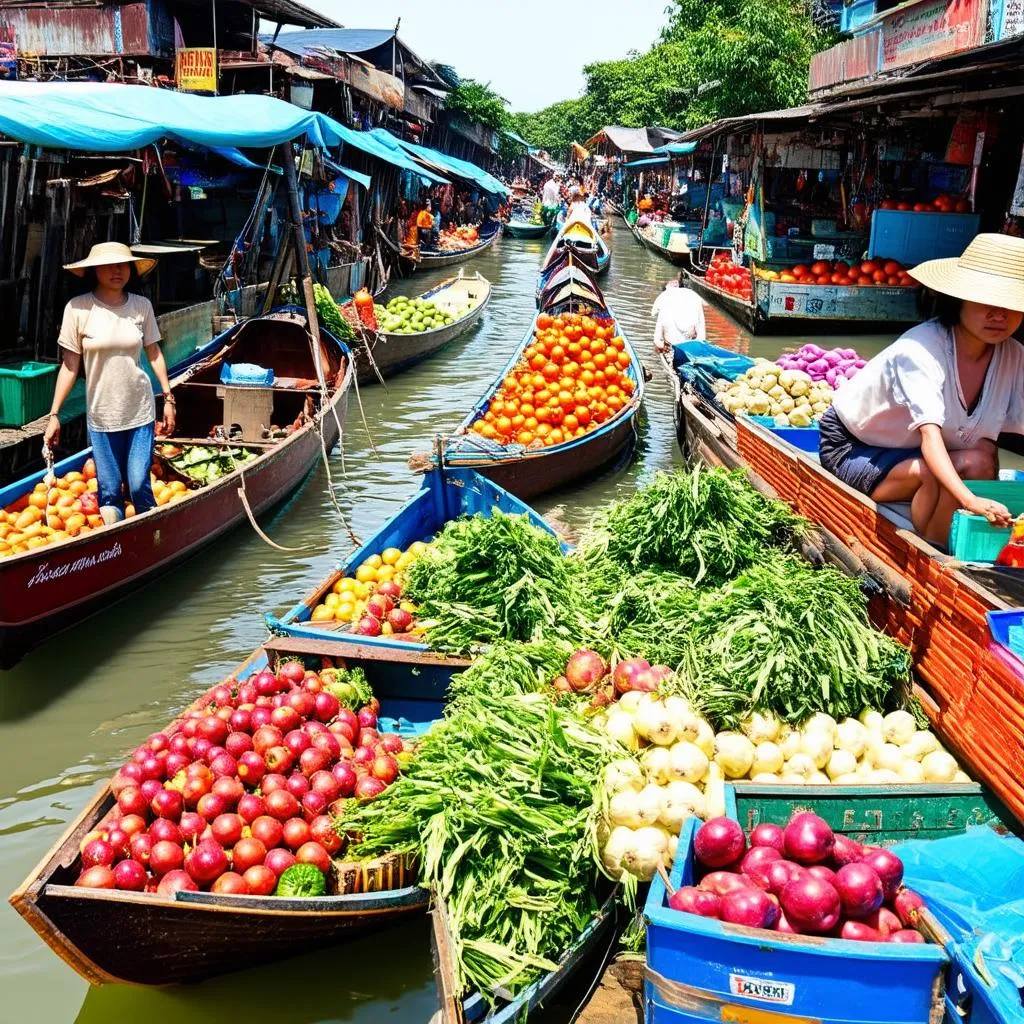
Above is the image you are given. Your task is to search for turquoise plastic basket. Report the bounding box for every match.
[949,480,1024,562]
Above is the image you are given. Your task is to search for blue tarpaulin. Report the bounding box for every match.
[369,129,509,197]
[0,82,442,184]
[654,142,698,155]
[624,156,671,168]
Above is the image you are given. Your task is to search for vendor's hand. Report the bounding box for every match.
[966,496,1012,526]
[43,414,60,450]
[162,403,176,437]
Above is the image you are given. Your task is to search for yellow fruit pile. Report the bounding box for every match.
[309,541,433,635]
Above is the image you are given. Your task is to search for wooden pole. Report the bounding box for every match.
[278,141,329,375]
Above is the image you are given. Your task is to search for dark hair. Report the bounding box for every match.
[77,265,143,293]
[933,292,963,328]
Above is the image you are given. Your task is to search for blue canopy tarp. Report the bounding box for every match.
[624,156,671,168]
[370,129,509,197]
[0,82,444,184]
[654,142,698,155]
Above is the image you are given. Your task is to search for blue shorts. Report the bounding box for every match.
[818,407,921,496]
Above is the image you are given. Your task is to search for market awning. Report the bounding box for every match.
[654,142,697,155]
[624,156,671,168]
[368,129,508,196]
[324,157,371,190]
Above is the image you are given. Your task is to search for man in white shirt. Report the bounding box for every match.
[541,175,560,227]
[651,277,707,351]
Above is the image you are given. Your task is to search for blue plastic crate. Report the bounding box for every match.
[645,818,948,1024]
[986,610,1024,667]
[949,481,1024,562]
[868,209,980,267]
[747,414,821,454]
[219,362,274,387]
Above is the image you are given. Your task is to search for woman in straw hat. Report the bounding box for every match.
[43,242,175,525]
[819,233,1024,546]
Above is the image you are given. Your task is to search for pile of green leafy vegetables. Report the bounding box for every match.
[168,445,256,484]
[313,283,356,342]
[338,646,623,1004]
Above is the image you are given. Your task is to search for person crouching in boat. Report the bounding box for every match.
[818,233,1024,546]
[43,242,174,525]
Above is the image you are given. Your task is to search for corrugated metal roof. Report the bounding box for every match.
[238,0,338,28]
[269,28,395,57]
[679,105,822,142]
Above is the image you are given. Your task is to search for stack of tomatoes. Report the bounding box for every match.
[470,312,635,449]
[705,252,753,302]
[774,259,917,288]
[879,195,971,214]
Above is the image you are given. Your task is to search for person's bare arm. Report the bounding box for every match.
[43,348,81,449]
[920,424,1009,524]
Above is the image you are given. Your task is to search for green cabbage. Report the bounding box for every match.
[274,863,326,897]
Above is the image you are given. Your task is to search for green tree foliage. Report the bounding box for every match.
[444,79,511,132]
[510,0,834,154]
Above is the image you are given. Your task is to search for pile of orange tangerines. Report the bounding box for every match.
[470,311,635,449]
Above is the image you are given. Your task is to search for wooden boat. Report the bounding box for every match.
[402,221,501,273]
[431,889,620,1024]
[267,465,561,668]
[502,218,549,240]
[684,267,761,333]
[542,217,610,277]
[633,220,697,267]
[661,341,1024,827]
[354,272,491,385]
[0,312,352,668]
[9,636,442,986]
[442,265,643,501]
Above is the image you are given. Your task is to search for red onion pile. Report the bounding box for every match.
[669,813,926,944]
[74,660,411,895]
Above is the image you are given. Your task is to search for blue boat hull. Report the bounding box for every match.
[267,466,561,660]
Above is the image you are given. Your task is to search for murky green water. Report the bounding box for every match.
[0,222,894,1022]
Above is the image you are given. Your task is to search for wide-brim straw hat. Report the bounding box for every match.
[64,241,157,279]
[909,232,1024,313]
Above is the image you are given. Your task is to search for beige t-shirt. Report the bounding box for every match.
[58,292,161,432]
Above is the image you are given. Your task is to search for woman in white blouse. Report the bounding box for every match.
[819,233,1024,545]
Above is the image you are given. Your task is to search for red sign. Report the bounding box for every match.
[880,0,984,70]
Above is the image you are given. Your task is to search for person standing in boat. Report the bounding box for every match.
[819,233,1024,546]
[652,274,707,351]
[541,174,560,228]
[43,242,174,525]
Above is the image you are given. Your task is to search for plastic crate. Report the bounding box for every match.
[0,361,58,427]
[746,415,821,454]
[725,782,1008,846]
[219,362,274,387]
[645,818,948,1024]
[868,209,980,267]
[985,610,1024,671]
[949,480,1024,562]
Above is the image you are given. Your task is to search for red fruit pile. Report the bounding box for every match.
[74,660,411,895]
[705,252,753,302]
[879,194,970,214]
[777,259,916,289]
[669,812,927,944]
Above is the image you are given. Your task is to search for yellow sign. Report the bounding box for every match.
[721,1006,819,1024]
[176,47,217,93]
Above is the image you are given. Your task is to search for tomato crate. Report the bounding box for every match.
[644,818,950,1024]
[0,361,58,427]
[725,783,1009,846]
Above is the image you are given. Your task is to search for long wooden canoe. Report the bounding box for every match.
[9,637,441,986]
[354,272,491,385]
[0,312,352,667]
[633,220,696,267]
[542,217,610,277]
[503,219,549,240]
[402,222,500,273]
[661,341,1024,828]
[443,266,643,501]
[683,268,761,333]
[267,465,561,664]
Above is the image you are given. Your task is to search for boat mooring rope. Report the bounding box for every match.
[236,472,308,553]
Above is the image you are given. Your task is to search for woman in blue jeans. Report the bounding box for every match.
[43,242,175,523]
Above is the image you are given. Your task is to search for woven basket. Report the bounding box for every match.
[331,851,418,895]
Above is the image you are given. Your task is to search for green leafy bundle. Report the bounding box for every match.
[313,283,355,342]
[340,673,623,1003]
[678,553,912,727]
[580,466,804,584]
[404,511,595,652]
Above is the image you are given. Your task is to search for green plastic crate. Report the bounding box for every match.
[949,480,1024,562]
[725,781,1009,846]
[0,361,58,427]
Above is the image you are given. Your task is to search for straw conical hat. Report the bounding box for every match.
[64,241,157,278]
[909,233,1024,313]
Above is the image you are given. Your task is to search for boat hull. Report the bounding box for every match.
[354,276,491,385]
[0,322,352,667]
[503,220,548,239]
[9,644,436,986]
[401,225,499,273]
[635,224,693,267]
[684,270,761,333]
[665,348,1024,828]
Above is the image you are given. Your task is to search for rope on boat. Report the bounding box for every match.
[236,472,308,552]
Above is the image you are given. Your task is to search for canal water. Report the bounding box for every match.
[0,221,893,1023]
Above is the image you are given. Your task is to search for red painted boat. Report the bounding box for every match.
[0,312,352,667]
